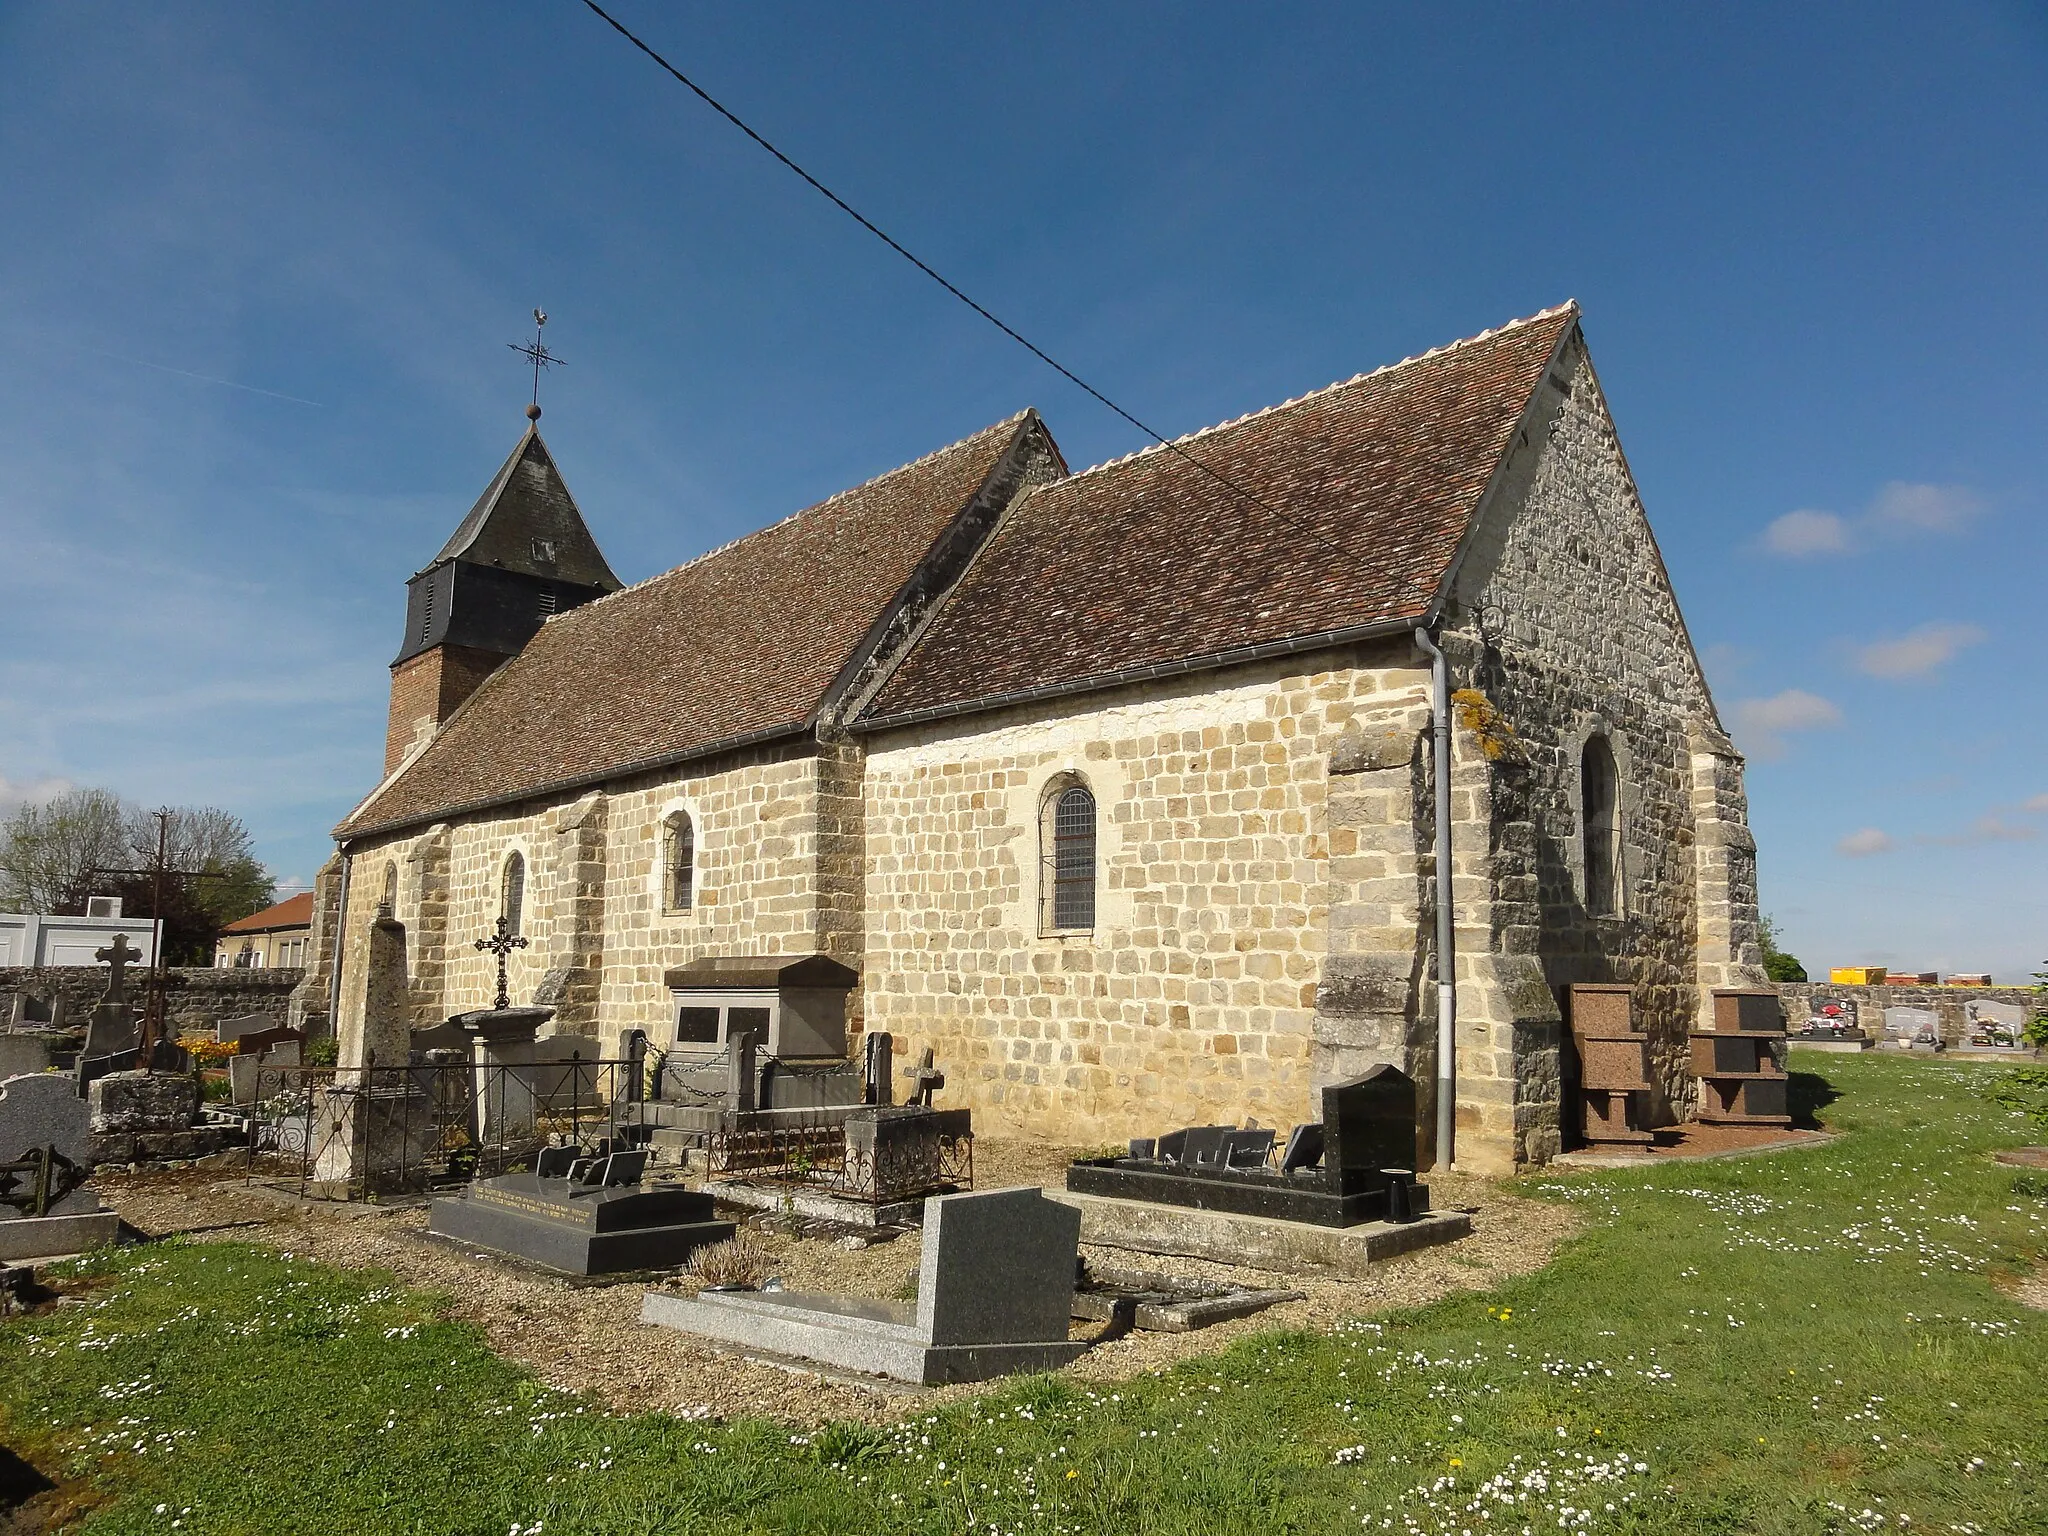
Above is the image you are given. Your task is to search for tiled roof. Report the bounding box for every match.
[223,891,316,934]
[342,414,1039,836]
[865,304,1578,724]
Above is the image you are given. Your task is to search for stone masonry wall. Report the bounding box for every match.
[0,966,301,1034]
[1441,332,1764,1160]
[861,645,1422,1146]
[330,737,859,1065]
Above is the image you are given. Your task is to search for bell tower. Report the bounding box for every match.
[384,403,622,774]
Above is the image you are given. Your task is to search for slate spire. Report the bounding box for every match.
[383,416,623,775]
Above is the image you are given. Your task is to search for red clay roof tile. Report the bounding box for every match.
[864,304,1576,723]
[342,413,1037,836]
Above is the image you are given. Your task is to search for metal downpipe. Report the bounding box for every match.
[1414,626,1456,1170]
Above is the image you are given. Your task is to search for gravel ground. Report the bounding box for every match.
[90,1140,1579,1427]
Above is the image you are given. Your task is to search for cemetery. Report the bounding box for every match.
[1,913,2042,1536]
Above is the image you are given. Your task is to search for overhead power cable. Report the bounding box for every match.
[579,0,1352,561]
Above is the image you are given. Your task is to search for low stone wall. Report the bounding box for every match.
[1776,982,2038,1048]
[0,966,306,1036]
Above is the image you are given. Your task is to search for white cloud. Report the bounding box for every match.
[0,774,74,817]
[1868,481,1981,536]
[2022,793,2048,814]
[1730,689,1844,758]
[1920,815,2039,848]
[1762,509,1852,557]
[1851,622,1987,680]
[1837,828,1894,858]
[1759,482,1982,559]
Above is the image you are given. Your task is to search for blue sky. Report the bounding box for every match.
[1,3,2042,979]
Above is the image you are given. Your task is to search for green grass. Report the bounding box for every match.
[4,1053,2045,1535]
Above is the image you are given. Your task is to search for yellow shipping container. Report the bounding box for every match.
[1829,966,1888,986]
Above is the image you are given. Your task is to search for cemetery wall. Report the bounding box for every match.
[0,966,301,1032]
[1440,334,1764,1157]
[860,643,1417,1146]
[1776,982,2039,1047]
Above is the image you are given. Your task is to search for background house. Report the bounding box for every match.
[215,891,314,969]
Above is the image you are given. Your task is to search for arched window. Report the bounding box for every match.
[501,851,526,935]
[378,862,398,920]
[1580,734,1621,917]
[666,812,695,912]
[1042,782,1097,932]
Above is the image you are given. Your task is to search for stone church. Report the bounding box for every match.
[294,303,1764,1172]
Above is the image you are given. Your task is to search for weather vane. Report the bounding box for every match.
[508,308,564,420]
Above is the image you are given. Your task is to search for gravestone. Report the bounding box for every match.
[0,1033,62,1078]
[642,1186,1088,1384]
[0,1072,116,1260]
[89,1071,198,1135]
[78,1006,138,1061]
[862,1031,894,1106]
[427,1144,732,1276]
[0,1075,98,1213]
[227,1053,263,1106]
[0,993,24,1029]
[1961,1000,2029,1053]
[1067,1067,1427,1228]
[1882,1005,1942,1050]
[1325,1064,1420,1174]
[217,1014,279,1044]
[901,1046,946,1108]
[842,1106,971,1201]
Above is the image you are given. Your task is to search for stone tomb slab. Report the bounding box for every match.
[1051,1189,1471,1278]
[642,1186,1088,1385]
[428,1172,733,1276]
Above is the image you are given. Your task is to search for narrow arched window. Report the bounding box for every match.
[666,813,695,912]
[501,851,526,935]
[378,862,398,920]
[1581,735,1620,917]
[1043,783,1097,932]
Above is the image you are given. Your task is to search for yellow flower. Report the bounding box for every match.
[1066,1469,1078,1480]
[1449,1458,1463,1468]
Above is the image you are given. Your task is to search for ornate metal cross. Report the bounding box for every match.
[93,933,143,1007]
[507,308,564,414]
[474,915,528,1013]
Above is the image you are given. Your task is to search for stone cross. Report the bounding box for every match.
[94,933,143,1006]
[902,1046,946,1108]
[474,915,529,1013]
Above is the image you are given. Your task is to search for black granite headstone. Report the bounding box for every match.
[1279,1122,1324,1172]
[1323,1064,1417,1180]
[1222,1128,1275,1169]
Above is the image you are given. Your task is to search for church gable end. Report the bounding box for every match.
[1440,325,1760,1142]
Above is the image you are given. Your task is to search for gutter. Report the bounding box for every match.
[1412,624,1457,1170]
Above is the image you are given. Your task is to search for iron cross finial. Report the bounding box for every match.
[475,914,529,1012]
[508,308,565,420]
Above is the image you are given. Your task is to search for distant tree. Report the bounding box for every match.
[0,787,132,914]
[1758,913,1808,983]
[112,807,275,965]
[0,790,274,965]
